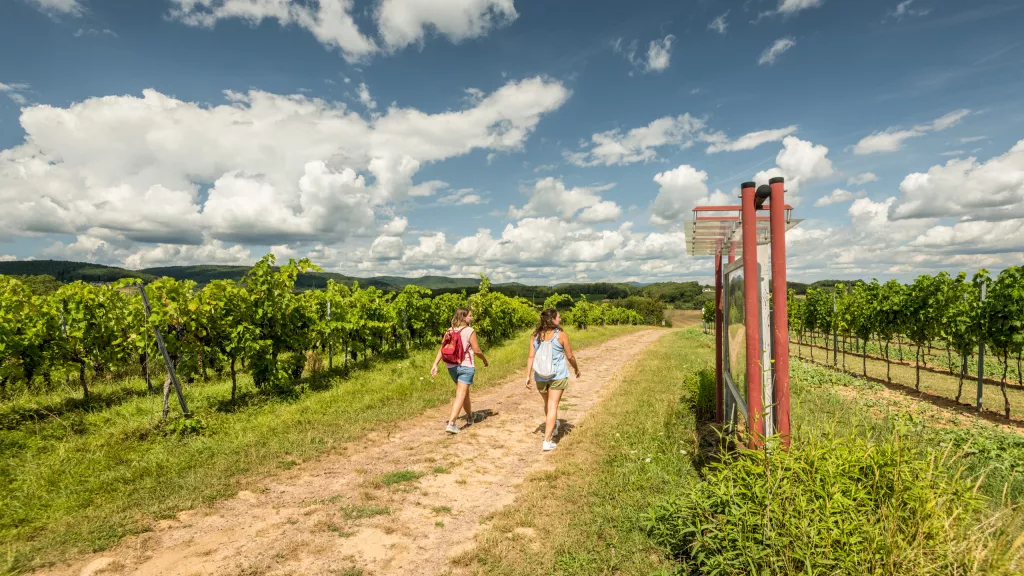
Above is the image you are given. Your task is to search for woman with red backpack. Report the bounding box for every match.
[431,307,488,434]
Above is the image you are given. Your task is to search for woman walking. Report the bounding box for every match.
[525,308,580,451]
[431,308,488,434]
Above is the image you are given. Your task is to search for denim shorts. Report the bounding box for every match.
[448,365,475,384]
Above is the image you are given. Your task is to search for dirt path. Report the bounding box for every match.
[40,329,670,576]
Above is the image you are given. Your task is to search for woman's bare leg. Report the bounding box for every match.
[544,389,564,442]
[448,382,470,424]
[462,390,473,421]
[538,390,549,425]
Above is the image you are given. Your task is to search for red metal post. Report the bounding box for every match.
[741,182,764,448]
[714,250,724,424]
[728,241,736,263]
[769,176,791,447]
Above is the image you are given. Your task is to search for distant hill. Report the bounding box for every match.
[787,279,862,295]
[372,275,479,290]
[0,260,158,283]
[0,260,478,291]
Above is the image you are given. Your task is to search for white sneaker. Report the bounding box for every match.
[446,422,459,434]
[542,440,557,451]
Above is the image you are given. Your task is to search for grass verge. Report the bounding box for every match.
[0,325,642,573]
[462,328,1024,575]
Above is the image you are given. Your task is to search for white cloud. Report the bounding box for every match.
[909,220,1024,253]
[753,136,834,200]
[348,218,704,283]
[0,82,30,106]
[940,150,966,156]
[852,129,923,154]
[566,114,706,167]
[853,109,971,154]
[169,0,378,62]
[456,193,484,205]
[777,0,824,15]
[27,0,82,16]
[697,189,735,207]
[510,177,621,223]
[890,139,1024,220]
[0,77,568,254]
[409,180,449,197]
[73,28,118,38]
[369,234,404,260]
[646,35,675,72]
[814,188,866,207]
[579,201,623,224]
[169,0,517,61]
[650,165,709,225]
[759,38,796,65]
[756,0,823,21]
[375,0,517,52]
[891,0,930,20]
[357,82,377,110]
[439,188,486,205]
[614,34,676,74]
[923,109,971,132]
[704,125,797,153]
[709,12,728,34]
[847,172,878,186]
[0,254,16,262]
[959,136,986,144]
[39,231,253,269]
[380,216,408,235]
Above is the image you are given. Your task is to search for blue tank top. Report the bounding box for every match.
[534,329,569,382]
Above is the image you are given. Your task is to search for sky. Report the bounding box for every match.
[0,0,1022,284]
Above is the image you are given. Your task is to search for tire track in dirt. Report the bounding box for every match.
[38,328,670,576]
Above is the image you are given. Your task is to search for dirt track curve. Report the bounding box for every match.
[38,328,670,576]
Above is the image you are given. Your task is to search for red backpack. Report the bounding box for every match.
[440,328,467,364]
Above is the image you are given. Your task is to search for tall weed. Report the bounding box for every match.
[647,430,1024,575]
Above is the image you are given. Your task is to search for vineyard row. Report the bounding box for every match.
[0,254,650,407]
[786,266,1024,418]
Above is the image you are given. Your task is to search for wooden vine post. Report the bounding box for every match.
[137,283,191,419]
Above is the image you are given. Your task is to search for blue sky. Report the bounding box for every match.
[1,0,1022,283]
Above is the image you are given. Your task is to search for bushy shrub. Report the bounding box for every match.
[647,430,1023,575]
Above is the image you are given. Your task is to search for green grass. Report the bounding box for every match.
[378,469,424,487]
[0,325,643,573]
[464,328,1024,575]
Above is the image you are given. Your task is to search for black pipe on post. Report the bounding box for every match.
[754,184,772,210]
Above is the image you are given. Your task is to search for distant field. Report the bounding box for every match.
[664,309,702,327]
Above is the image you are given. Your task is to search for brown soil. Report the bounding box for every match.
[36,329,670,576]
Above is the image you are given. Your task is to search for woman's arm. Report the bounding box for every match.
[430,349,443,378]
[469,332,488,367]
[525,339,536,389]
[560,331,581,378]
